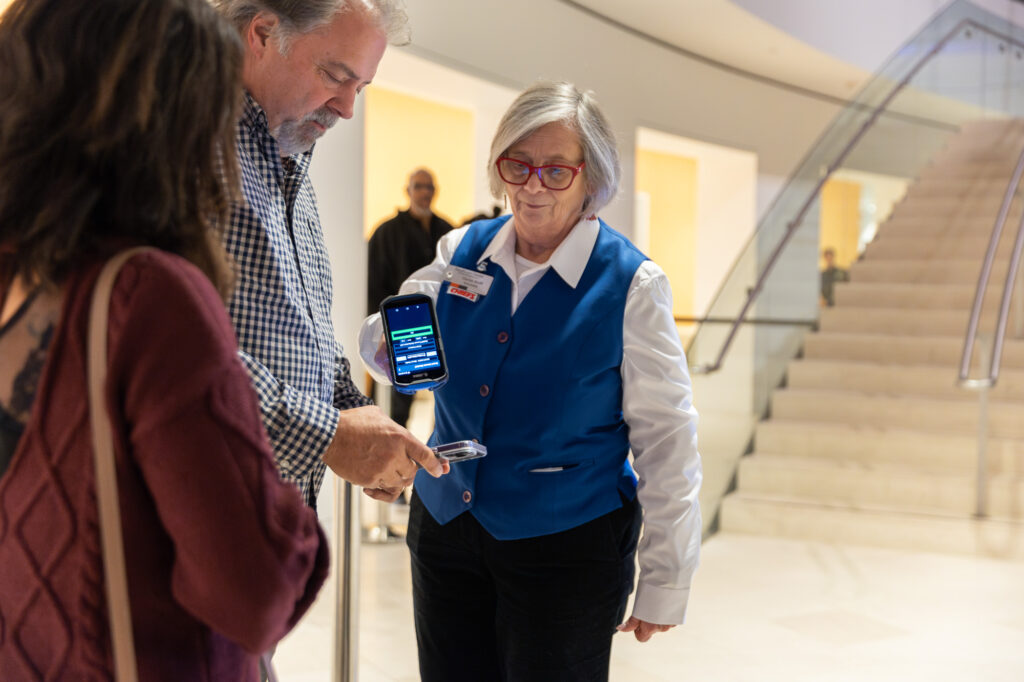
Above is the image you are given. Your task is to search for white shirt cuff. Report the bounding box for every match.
[631,580,690,626]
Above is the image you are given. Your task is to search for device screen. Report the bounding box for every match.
[382,297,445,383]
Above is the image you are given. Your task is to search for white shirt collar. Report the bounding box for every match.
[478,216,599,289]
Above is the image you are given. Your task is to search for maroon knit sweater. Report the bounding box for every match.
[0,251,329,681]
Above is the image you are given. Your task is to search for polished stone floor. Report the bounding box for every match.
[272,391,1024,680]
[273,531,1024,681]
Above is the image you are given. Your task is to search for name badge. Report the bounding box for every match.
[443,265,493,298]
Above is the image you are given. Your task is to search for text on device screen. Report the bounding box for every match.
[386,303,441,377]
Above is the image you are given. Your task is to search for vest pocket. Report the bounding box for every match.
[527,458,595,473]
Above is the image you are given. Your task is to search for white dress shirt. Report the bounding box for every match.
[359,217,702,625]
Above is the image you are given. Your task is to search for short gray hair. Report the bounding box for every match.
[488,81,620,217]
[214,0,410,49]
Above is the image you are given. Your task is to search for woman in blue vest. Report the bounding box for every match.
[360,81,702,682]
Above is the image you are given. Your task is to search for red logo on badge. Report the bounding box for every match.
[448,286,479,302]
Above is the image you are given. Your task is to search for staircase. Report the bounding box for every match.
[719,119,1024,558]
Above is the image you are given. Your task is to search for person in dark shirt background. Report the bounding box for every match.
[820,246,850,307]
[367,168,453,427]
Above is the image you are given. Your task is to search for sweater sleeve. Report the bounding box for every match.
[106,252,329,653]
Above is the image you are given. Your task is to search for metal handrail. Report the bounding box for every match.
[954,140,1024,519]
[693,17,1024,375]
[675,315,816,327]
[990,208,1024,377]
[957,142,1024,388]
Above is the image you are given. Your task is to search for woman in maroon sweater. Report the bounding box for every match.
[0,0,328,679]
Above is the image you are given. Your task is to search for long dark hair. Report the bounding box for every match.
[0,0,243,296]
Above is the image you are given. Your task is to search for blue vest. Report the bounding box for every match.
[414,216,648,540]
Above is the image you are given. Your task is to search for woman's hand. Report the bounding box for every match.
[616,617,675,642]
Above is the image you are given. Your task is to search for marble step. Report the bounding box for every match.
[736,454,1024,518]
[833,282,974,308]
[802,331,1024,368]
[936,133,1024,155]
[850,259,1001,285]
[930,151,1024,167]
[896,194,1018,212]
[955,119,1024,135]
[945,121,1024,141]
[786,358,1024,400]
[863,234,1018,260]
[814,306,1016,337]
[908,178,1016,197]
[918,161,1023,181]
[878,215,1013,235]
[886,207,1021,229]
[753,419,1024,473]
[770,388,1024,438]
[719,493,1024,559]
[924,150,1024,170]
[920,154,1022,168]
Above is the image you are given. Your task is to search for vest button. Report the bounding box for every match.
[462,490,472,503]
[479,384,490,397]
[496,331,509,343]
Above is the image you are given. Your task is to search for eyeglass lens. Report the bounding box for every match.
[498,158,576,190]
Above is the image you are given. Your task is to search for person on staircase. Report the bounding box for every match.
[820,246,850,307]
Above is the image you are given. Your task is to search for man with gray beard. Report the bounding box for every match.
[214,0,448,522]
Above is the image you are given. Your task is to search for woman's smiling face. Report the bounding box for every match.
[502,122,588,263]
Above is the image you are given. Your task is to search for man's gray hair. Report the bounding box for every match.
[488,81,620,217]
[213,0,410,49]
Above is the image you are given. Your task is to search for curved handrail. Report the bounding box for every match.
[990,208,1024,379]
[693,17,1024,375]
[675,315,816,327]
[957,142,1024,388]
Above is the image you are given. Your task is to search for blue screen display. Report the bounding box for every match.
[385,302,441,377]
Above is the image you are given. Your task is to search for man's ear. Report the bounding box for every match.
[246,11,279,58]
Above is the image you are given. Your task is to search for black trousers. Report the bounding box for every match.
[406,490,641,682]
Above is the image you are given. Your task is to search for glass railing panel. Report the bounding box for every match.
[687,321,758,534]
[750,190,821,415]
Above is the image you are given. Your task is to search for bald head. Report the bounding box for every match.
[407,168,436,217]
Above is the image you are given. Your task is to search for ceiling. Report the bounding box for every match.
[567,0,877,101]
[0,0,940,105]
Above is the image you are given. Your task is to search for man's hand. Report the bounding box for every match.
[323,405,449,502]
[616,617,676,643]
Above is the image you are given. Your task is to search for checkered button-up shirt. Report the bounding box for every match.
[224,93,372,507]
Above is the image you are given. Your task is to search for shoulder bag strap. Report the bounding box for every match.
[88,247,151,681]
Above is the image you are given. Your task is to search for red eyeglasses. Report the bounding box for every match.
[496,157,585,191]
